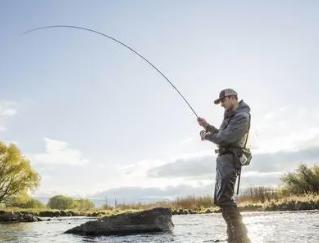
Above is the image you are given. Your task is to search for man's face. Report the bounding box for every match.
[220,96,233,110]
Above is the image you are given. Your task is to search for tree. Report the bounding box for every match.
[47,195,95,210]
[281,164,319,194]
[7,191,45,208]
[0,142,40,204]
[47,195,74,209]
[73,199,95,210]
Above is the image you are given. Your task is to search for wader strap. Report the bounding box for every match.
[243,114,251,149]
[236,167,241,195]
[236,114,251,195]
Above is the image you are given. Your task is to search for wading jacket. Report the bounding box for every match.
[204,100,251,151]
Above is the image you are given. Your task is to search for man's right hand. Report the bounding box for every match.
[200,130,208,140]
[197,117,209,128]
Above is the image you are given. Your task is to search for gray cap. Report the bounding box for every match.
[214,88,238,104]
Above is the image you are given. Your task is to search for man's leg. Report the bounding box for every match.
[214,154,250,243]
[222,205,250,243]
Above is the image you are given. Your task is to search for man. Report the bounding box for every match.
[197,88,251,243]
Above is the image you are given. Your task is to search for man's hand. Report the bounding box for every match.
[200,130,208,140]
[197,117,209,128]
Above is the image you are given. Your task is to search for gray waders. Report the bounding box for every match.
[214,153,250,243]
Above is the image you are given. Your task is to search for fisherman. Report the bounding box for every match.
[197,88,251,243]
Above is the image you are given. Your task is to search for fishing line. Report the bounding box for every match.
[23,25,199,118]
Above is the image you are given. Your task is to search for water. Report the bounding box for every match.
[0,211,318,242]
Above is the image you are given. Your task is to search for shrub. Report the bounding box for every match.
[281,164,319,194]
[47,195,74,210]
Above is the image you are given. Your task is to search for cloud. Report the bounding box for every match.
[30,138,89,166]
[0,101,17,132]
[146,146,319,180]
[249,146,319,172]
[147,152,214,179]
[92,184,212,205]
[0,101,17,117]
[251,105,319,153]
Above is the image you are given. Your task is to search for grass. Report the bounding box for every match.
[1,193,318,217]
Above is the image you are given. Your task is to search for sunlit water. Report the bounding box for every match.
[0,211,318,242]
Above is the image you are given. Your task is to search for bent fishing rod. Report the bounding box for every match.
[23,25,199,118]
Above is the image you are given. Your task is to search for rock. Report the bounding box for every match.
[39,210,61,217]
[65,207,174,236]
[0,212,42,222]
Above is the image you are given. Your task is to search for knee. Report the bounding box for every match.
[215,198,237,208]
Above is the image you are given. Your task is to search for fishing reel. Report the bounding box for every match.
[200,130,208,140]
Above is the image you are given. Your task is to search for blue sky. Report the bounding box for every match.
[0,1,319,203]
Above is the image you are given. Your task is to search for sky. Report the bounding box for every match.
[0,0,319,204]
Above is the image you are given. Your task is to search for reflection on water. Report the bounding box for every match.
[246,211,319,242]
[0,211,318,242]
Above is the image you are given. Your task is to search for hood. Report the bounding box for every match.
[236,100,250,114]
[224,100,250,118]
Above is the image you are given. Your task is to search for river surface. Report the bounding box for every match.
[0,211,318,242]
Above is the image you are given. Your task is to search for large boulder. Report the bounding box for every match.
[65,207,174,236]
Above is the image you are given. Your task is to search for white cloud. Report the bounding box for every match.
[92,184,213,204]
[0,101,17,132]
[250,105,319,153]
[243,171,282,178]
[0,101,17,117]
[146,145,319,181]
[31,138,89,166]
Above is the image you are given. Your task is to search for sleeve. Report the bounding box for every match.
[205,124,218,134]
[204,113,249,146]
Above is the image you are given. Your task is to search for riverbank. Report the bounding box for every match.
[1,194,318,220]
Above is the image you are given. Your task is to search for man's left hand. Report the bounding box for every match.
[197,117,209,128]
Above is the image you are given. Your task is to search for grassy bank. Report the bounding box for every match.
[1,193,318,217]
[240,193,319,211]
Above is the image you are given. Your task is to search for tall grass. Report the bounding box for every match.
[101,196,214,211]
[171,195,214,209]
[239,187,280,203]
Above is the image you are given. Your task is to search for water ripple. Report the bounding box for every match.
[0,211,318,242]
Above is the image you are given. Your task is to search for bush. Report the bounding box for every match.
[47,195,95,210]
[6,191,45,209]
[8,198,45,209]
[73,199,95,210]
[281,164,319,194]
[47,195,74,210]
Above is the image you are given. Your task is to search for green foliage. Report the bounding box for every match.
[281,164,319,194]
[73,199,95,210]
[23,198,45,208]
[0,142,40,204]
[47,195,95,210]
[47,195,74,210]
[6,191,44,208]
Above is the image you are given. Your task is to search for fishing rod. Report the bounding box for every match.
[23,25,199,118]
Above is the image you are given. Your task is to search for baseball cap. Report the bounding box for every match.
[214,88,238,104]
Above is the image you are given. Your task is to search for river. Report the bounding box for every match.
[0,210,318,242]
